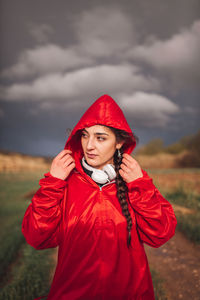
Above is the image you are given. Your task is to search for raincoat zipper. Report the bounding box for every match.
[99,180,115,191]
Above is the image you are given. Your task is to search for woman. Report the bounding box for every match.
[22,94,177,300]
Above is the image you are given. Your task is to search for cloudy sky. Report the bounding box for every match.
[0,0,200,156]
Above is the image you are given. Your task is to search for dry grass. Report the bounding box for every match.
[135,151,189,169]
[148,171,200,194]
[0,152,51,173]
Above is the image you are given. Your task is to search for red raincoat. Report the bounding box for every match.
[22,95,177,300]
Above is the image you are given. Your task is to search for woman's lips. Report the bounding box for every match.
[86,153,97,159]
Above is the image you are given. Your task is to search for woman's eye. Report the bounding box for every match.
[81,133,88,138]
[97,136,106,141]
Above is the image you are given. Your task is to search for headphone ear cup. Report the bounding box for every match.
[91,170,109,184]
[103,164,116,181]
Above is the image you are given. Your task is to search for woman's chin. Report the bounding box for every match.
[85,158,102,169]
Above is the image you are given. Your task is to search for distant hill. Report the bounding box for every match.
[136,130,200,168]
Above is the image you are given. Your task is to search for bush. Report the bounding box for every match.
[137,138,164,155]
[176,213,200,244]
[177,151,200,168]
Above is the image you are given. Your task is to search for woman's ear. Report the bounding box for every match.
[116,141,124,150]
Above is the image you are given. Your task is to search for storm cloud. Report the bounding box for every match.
[0,0,199,155]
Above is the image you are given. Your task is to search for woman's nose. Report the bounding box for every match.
[86,138,95,150]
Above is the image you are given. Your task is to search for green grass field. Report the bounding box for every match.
[0,170,199,299]
[0,172,54,300]
[166,188,200,244]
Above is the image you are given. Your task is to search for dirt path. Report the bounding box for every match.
[145,230,200,300]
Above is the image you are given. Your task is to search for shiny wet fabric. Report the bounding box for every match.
[22,95,177,300]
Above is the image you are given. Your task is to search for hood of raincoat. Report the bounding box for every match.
[64,94,136,169]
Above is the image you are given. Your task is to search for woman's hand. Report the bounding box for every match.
[119,153,143,183]
[50,150,75,180]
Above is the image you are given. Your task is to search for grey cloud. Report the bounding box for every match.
[73,6,137,57]
[1,64,160,101]
[183,106,199,114]
[127,20,200,89]
[29,23,54,43]
[1,7,136,80]
[118,92,180,127]
[1,44,94,79]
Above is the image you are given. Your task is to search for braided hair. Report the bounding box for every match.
[109,127,138,248]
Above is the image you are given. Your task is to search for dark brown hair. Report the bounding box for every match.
[108,126,138,247]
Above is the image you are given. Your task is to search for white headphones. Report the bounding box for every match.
[81,157,116,184]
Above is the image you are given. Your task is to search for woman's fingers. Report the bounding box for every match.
[119,153,143,183]
[56,150,74,166]
[63,156,75,168]
[60,152,74,163]
[66,161,76,173]
[56,149,72,160]
[122,153,134,161]
[119,168,129,181]
[120,163,131,173]
[50,149,75,180]
[122,154,136,166]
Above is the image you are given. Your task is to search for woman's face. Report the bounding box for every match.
[81,125,123,169]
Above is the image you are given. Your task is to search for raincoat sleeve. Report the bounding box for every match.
[22,172,67,250]
[127,169,177,248]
